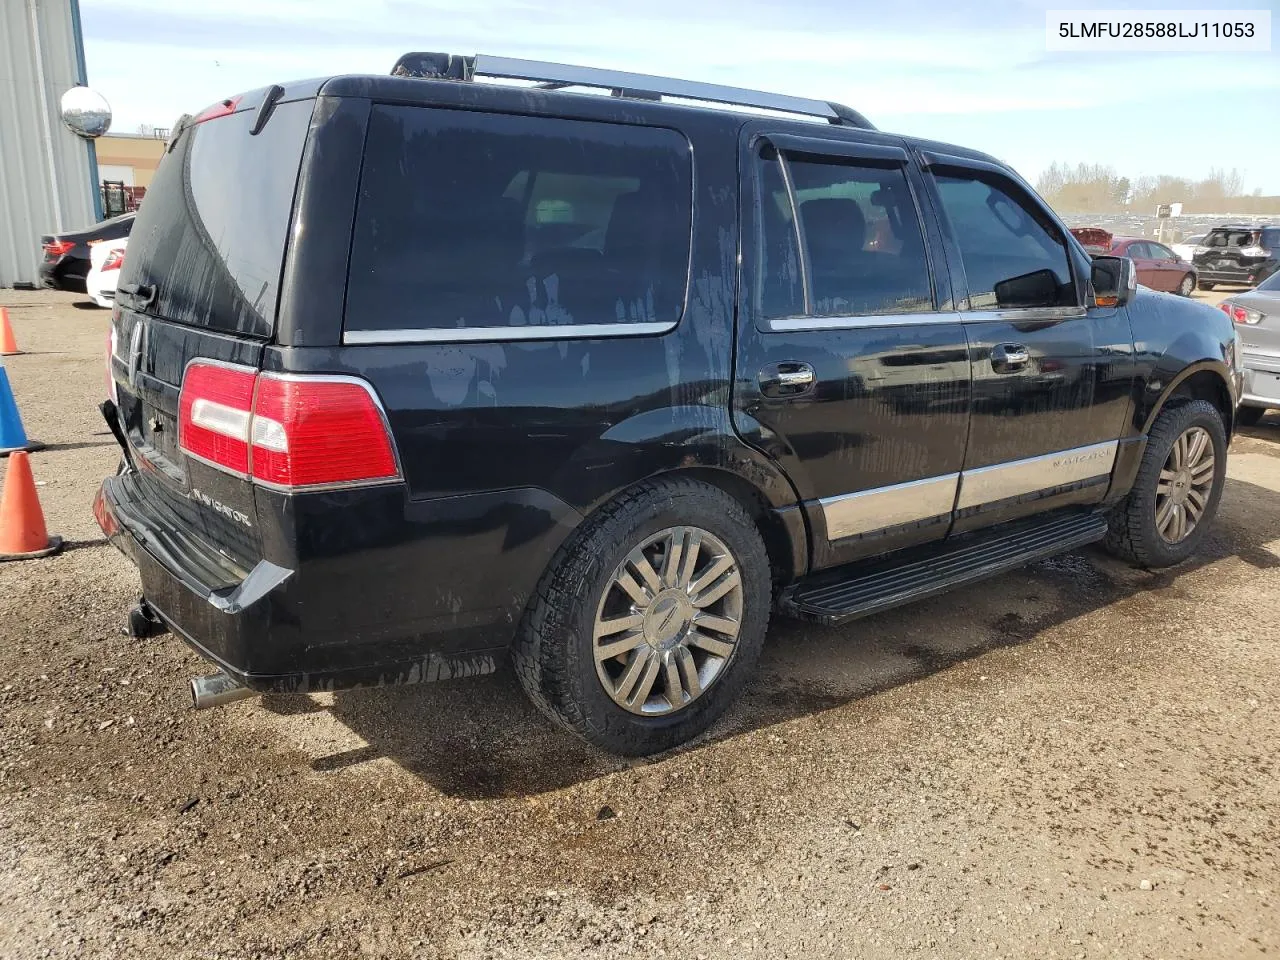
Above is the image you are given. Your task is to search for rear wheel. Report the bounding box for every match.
[513,478,771,755]
[1197,280,1216,291]
[1103,399,1226,568]
[1177,274,1195,297]
[1236,406,1266,427]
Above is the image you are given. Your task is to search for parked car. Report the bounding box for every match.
[1170,233,1207,262]
[94,54,1241,756]
[39,213,134,294]
[1193,224,1279,290]
[1106,237,1198,296]
[1069,229,1197,296]
[1220,270,1280,426]
[86,238,128,308]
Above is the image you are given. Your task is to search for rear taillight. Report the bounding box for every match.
[102,249,125,271]
[177,362,400,491]
[1222,301,1263,325]
[43,240,74,259]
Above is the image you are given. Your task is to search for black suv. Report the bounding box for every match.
[1194,223,1279,290]
[95,54,1242,755]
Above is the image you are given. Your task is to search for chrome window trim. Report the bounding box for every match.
[342,321,676,345]
[767,311,961,332]
[956,440,1118,510]
[960,306,1088,324]
[820,473,959,541]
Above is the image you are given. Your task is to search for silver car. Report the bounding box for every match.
[1224,271,1280,425]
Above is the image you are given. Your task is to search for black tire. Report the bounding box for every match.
[1177,274,1195,297]
[1235,405,1266,427]
[512,477,771,756]
[1197,280,1215,291]
[1103,399,1227,569]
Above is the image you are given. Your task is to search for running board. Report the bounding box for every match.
[780,510,1109,625]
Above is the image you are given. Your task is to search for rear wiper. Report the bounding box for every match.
[117,282,157,311]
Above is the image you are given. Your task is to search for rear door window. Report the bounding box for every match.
[931,173,1075,310]
[755,149,933,319]
[345,107,693,337]
[119,100,314,337]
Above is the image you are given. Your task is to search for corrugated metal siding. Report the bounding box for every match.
[0,0,97,287]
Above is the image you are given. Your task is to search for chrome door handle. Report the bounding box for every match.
[758,362,816,398]
[990,343,1030,372]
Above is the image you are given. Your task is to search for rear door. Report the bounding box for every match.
[733,127,971,571]
[108,94,315,581]
[1147,241,1185,291]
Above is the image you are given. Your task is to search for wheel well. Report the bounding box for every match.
[663,467,800,585]
[1171,370,1234,434]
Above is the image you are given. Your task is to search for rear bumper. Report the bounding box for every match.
[1239,356,1280,409]
[94,461,580,692]
[39,257,88,293]
[1195,266,1267,286]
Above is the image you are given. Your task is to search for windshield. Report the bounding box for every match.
[117,99,313,337]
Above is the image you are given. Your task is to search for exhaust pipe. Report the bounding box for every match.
[190,671,256,710]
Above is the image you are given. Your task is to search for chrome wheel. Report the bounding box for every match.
[593,526,743,716]
[1156,426,1215,543]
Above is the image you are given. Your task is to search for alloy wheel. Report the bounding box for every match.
[593,526,743,716]
[1155,426,1215,543]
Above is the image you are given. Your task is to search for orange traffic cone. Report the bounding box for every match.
[0,308,19,356]
[0,452,61,560]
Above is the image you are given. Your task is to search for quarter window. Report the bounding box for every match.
[346,107,692,335]
[756,150,933,319]
[932,173,1075,310]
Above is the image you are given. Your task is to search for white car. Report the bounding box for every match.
[1169,233,1206,263]
[86,237,127,308]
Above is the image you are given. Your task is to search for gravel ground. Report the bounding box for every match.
[1,289,1276,960]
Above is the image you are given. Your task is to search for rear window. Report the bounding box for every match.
[1203,229,1258,249]
[345,106,692,337]
[1262,229,1280,250]
[118,99,313,337]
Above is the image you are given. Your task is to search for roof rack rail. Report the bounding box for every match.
[390,52,874,129]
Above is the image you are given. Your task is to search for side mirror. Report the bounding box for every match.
[1091,256,1137,308]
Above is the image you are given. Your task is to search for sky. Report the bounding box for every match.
[79,0,1280,194]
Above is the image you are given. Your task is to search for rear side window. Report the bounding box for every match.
[120,100,313,337]
[345,107,692,336]
[1204,229,1257,249]
[932,173,1075,310]
[755,150,932,319]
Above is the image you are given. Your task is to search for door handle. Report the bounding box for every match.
[758,361,816,398]
[990,343,1030,373]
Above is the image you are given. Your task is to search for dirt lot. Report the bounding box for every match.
[1,288,1277,960]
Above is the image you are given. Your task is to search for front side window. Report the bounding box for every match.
[932,173,1075,310]
[756,150,933,319]
[346,107,692,335]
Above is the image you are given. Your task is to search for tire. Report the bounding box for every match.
[1197,280,1215,291]
[1235,405,1265,427]
[512,477,771,756]
[1103,399,1227,569]
[1177,274,1195,297]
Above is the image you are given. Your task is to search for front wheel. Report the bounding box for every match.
[1177,274,1195,297]
[1103,399,1227,568]
[513,478,771,755]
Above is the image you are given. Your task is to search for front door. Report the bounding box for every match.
[733,128,971,571]
[922,157,1134,533]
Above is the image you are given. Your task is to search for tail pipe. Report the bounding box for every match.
[190,671,256,709]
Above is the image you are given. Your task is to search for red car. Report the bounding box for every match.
[1070,229,1198,297]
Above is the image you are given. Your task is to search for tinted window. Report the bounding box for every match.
[346,107,692,334]
[933,174,1075,310]
[756,152,932,318]
[119,101,313,337]
[1261,229,1280,250]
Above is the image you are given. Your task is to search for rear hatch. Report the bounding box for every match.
[1194,227,1275,280]
[1069,227,1112,256]
[108,94,315,583]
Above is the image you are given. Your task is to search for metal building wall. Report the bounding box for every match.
[0,0,98,288]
